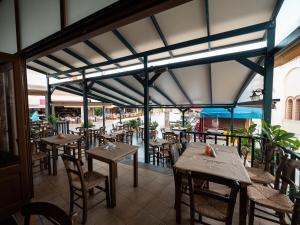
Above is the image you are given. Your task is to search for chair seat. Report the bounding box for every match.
[194,194,228,221]
[32,152,48,161]
[72,171,106,190]
[246,167,275,185]
[247,184,294,213]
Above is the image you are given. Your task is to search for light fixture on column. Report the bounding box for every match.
[250,88,264,101]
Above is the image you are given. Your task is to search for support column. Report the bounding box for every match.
[143,56,150,164]
[46,77,52,116]
[119,107,122,123]
[230,108,234,133]
[102,106,105,129]
[263,22,275,124]
[82,70,88,129]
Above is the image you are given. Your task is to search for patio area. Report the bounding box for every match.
[1,0,300,225]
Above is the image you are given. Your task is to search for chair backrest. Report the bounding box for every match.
[150,129,157,140]
[123,124,129,130]
[126,130,133,144]
[21,202,74,225]
[240,146,249,166]
[61,154,86,191]
[187,171,240,223]
[275,157,300,194]
[98,135,107,145]
[116,133,125,142]
[164,132,178,143]
[56,121,70,134]
[169,144,180,167]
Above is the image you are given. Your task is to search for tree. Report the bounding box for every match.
[94,107,103,117]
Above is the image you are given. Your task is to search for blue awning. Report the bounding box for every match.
[200,107,262,119]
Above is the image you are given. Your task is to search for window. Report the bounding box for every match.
[286,98,293,120]
[295,98,300,120]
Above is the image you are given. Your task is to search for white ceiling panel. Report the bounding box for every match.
[52,50,87,68]
[38,57,70,71]
[211,61,250,104]
[68,42,107,64]
[27,62,55,74]
[209,0,275,43]
[155,0,208,56]
[99,79,144,103]
[172,65,211,104]
[117,18,170,61]
[153,72,185,105]
[90,32,140,66]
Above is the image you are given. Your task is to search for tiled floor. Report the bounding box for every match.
[13,155,282,225]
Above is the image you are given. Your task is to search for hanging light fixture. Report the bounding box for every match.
[250,88,264,101]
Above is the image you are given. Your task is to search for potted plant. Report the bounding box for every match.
[150,121,159,130]
[261,120,300,152]
[46,114,58,126]
[81,119,94,128]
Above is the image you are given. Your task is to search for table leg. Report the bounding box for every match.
[52,144,58,176]
[77,140,82,161]
[175,171,182,224]
[239,185,248,225]
[87,156,94,194]
[133,151,138,187]
[109,162,117,207]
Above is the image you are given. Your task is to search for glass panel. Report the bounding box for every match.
[0,64,19,167]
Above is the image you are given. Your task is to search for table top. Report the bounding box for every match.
[41,134,81,145]
[175,142,251,185]
[86,142,138,163]
[149,139,170,147]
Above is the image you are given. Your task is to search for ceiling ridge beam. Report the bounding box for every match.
[150,15,193,105]
[236,58,265,76]
[63,48,102,72]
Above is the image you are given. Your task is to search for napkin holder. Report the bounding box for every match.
[204,144,216,157]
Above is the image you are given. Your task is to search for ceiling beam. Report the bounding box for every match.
[236,58,265,76]
[27,65,48,75]
[233,57,264,104]
[152,86,176,105]
[33,59,72,77]
[50,21,273,76]
[47,55,76,70]
[94,81,143,104]
[84,39,161,105]
[63,48,102,72]
[204,0,213,104]
[113,28,177,105]
[150,15,193,105]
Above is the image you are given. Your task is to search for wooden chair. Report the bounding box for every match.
[61,154,110,224]
[161,128,165,138]
[240,146,250,166]
[31,140,51,174]
[116,133,125,142]
[123,124,129,131]
[187,172,240,225]
[246,146,284,186]
[164,132,178,143]
[21,202,75,225]
[125,130,133,145]
[98,135,107,146]
[150,129,157,140]
[157,143,172,167]
[248,156,300,225]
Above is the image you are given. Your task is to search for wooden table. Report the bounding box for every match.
[40,134,82,175]
[149,139,171,165]
[86,142,138,207]
[102,131,124,141]
[174,142,251,225]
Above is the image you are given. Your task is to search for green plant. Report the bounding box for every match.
[81,120,94,128]
[262,121,300,151]
[94,107,103,117]
[150,121,159,130]
[235,123,257,148]
[46,114,58,125]
[128,119,141,129]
